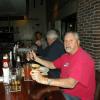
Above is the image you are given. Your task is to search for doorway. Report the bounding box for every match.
[61,13,77,40]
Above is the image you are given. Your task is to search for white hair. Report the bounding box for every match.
[46,30,58,40]
[65,32,79,40]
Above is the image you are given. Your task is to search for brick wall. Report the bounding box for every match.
[77,0,100,69]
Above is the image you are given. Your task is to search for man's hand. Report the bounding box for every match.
[26,50,37,61]
[35,40,42,47]
[30,70,48,84]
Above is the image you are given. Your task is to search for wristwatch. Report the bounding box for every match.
[48,79,52,85]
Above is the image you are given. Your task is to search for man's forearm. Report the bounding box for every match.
[44,78,78,88]
[35,57,55,69]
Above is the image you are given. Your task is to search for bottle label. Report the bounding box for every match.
[2,54,9,68]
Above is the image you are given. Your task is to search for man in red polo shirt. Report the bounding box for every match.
[29,32,96,100]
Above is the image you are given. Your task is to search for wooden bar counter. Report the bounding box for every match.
[0,79,65,100]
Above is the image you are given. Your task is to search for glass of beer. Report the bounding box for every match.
[30,64,40,70]
[23,63,32,81]
[30,64,49,76]
[30,64,41,80]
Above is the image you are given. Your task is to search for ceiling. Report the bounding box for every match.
[0,0,26,16]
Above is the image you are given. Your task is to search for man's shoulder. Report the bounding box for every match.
[60,53,69,58]
[80,48,92,57]
[78,48,94,63]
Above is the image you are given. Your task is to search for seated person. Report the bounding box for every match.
[34,31,47,50]
[28,32,96,100]
[36,30,65,78]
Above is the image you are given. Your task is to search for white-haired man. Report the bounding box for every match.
[36,29,65,78]
[29,32,96,100]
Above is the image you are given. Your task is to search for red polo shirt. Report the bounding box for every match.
[53,48,96,100]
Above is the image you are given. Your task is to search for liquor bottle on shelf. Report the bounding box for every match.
[16,56,21,68]
[13,43,19,67]
[16,56,22,80]
[2,54,10,84]
[13,42,19,60]
[2,53,9,68]
[13,44,17,61]
[9,51,13,68]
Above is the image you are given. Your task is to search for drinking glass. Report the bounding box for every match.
[23,63,32,81]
